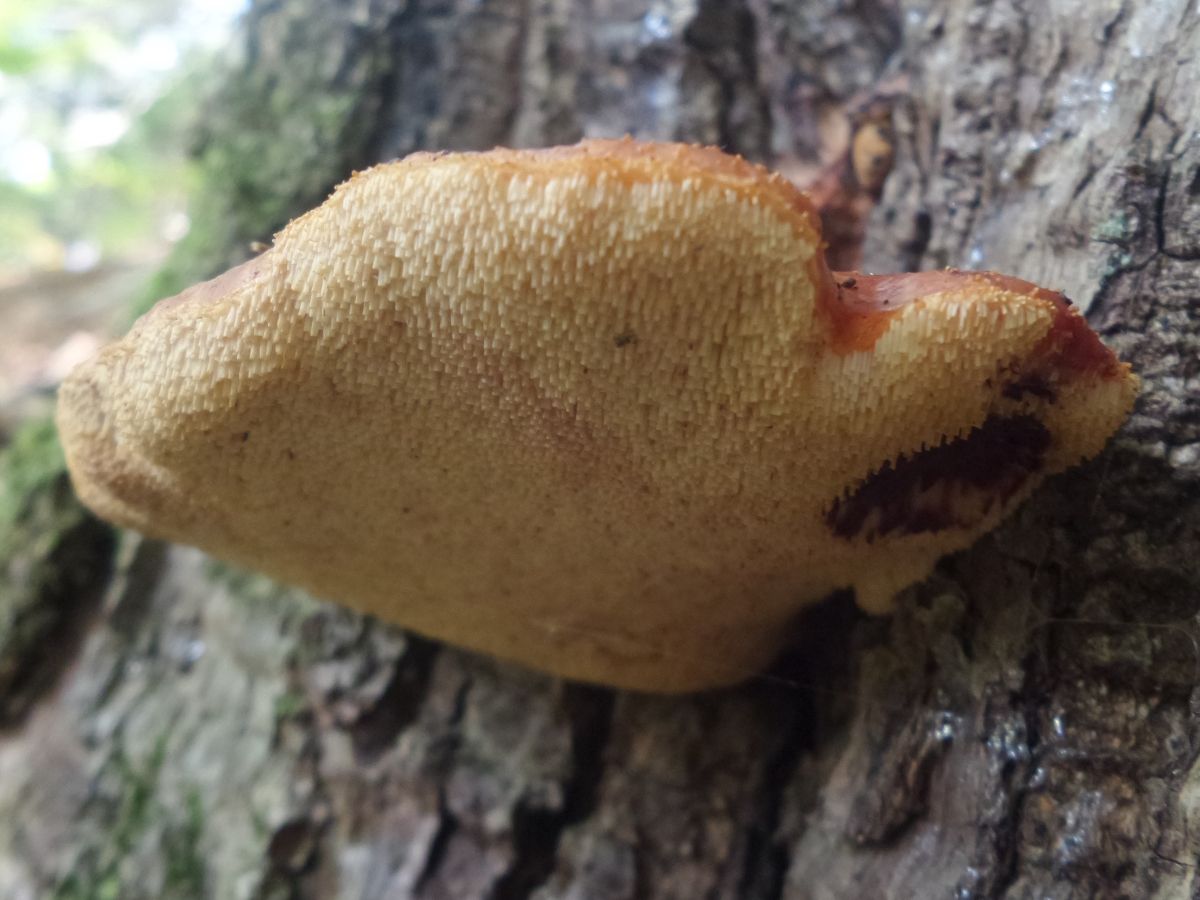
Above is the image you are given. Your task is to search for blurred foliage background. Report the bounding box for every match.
[0,0,243,415]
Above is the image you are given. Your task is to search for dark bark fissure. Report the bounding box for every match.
[734,650,833,900]
[350,634,441,764]
[491,685,615,900]
[683,0,770,156]
[0,491,114,729]
[983,643,1048,899]
[414,793,461,895]
[362,1,424,166]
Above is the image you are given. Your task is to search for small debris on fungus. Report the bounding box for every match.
[57,139,1137,692]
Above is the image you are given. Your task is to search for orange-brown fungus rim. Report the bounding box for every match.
[145,255,272,321]
[818,268,1128,372]
[398,138,825,233]
[965,270,1124,380]
[396,138,841,357]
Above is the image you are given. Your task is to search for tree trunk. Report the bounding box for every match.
[1,1,1196,898]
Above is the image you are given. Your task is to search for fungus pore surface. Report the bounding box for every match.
[57,139,1137,692]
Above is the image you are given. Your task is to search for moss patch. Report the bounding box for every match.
[0,415,66,535]
[51,737,208,900]
[0,415,115,726]
[162,789,208,897]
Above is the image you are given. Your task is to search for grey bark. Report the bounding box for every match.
[1,1,1197,898]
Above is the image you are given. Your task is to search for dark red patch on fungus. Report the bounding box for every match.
[1041,299,1123,378]
[1001,373,1057,403]
[825,414,1052,541]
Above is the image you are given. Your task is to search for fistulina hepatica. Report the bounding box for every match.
[57,139,1136,692]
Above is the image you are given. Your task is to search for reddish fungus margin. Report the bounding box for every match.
[1038,298,1125,378]
[817,271,970,355]
[995,285,1124,404]
[972,272,1123,379]
[815,268,1126,379]
[825,414,1052,541]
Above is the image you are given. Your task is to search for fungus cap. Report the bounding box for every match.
[57,139,1137,692]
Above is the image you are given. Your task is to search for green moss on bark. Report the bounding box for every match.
[0,416,66,534]
[129,1,398,321]
[0,416,115,726]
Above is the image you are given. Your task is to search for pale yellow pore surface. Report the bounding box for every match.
[57,140,1137,692]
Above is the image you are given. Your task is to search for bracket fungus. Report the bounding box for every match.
[57,139,1137,692]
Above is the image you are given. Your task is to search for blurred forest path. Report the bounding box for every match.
[1,1,1198,898]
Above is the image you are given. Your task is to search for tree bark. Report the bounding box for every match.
[1,1,1196,898]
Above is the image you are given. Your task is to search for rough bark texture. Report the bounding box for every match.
[0,1,1196,898]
